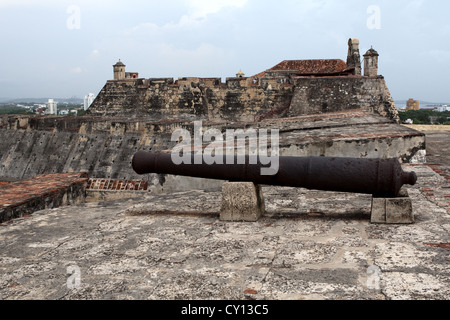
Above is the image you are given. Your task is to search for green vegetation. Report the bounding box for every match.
[399,110,450,125]
[77,109,87,116]
[0,102,84,116]
[0,105,35,115]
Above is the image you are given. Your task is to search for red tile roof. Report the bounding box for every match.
[253,59,349,77]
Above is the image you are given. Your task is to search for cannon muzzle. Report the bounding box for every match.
[132,151,417,197]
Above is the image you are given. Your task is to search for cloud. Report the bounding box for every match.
[90,49,100,58]
[185,0,248,19]
[0,0,40,7]
[126,22,163,36]
[152,43,234,77]
[0,0,116,8]
[70,66,84,74]
[128,0,248,32]
[405,0,424,10]
[180,0,248,27]
[0,0,74,8]
[423,50,450,63]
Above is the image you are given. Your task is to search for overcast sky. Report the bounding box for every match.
[0,0,449,102]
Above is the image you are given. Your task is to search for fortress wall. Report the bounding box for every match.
[88,78,295,122]
[289,76,399,122]
[0,116,210,181]
[87,76,399,123]
[0,128,147,181]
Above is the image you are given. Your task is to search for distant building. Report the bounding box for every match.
[47,99,58,115]
[437,105,450,112]
[84,93,95,111]
[406,99,420,111]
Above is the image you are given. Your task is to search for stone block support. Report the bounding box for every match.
[220,182,265,222]
[371,188,414,224]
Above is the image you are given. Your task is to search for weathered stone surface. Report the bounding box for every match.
[220,182,265,222]
[86,190,147,203]
[87,75,400,124]
[371,189,414,224]
[386,197,414,224]
[289,77,398,122]
[0,163,447,300]
[371,197,387,224]
[87,77,294,123]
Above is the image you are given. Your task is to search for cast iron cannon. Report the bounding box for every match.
[132,151,417,197]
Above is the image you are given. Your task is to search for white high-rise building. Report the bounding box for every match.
[84,93,95,111]
[47,99,57,115]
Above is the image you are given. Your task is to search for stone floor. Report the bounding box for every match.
[0,160,448,300]
[424,130,450,166]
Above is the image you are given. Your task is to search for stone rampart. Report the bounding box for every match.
[289,76,398,122]
[0,112,425,193]
[88,77,294,122]
[87,75,399,123]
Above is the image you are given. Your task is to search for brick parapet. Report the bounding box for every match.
[0,173,88,223]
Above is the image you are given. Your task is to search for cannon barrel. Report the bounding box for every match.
[132,151,417,197]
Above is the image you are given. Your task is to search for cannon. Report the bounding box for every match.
[132,151,417,197]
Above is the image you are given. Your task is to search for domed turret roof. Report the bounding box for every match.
[364,47,379,56]
[236,69,245,77]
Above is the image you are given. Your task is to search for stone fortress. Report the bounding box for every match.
[1,39,449,301]
[89,39,398,123]
[0,38,426,204]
